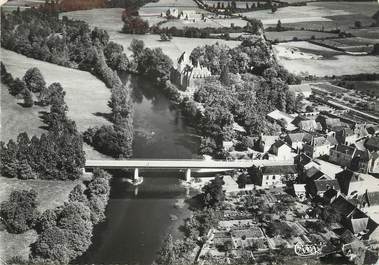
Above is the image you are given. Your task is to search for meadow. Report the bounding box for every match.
[0,48,112,159]
[274,41,379,77]
[64,9,241,62]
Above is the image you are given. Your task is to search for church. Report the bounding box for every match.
[170,52,211,91]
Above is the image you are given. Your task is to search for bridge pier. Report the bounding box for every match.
[185,168,191,183]
[134,168,141,183]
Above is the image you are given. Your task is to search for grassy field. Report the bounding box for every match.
[273,41,379,77]
[1,48,112,134]
[1,83,48,142]
[250,1,378,30]
[265,30,338,42]
[348,27,379,40]
[1,48,112,159]
[0,176,81,261]
[64,9,241,62]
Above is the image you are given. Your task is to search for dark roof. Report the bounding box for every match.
[334,145,356,156]
[336,169,360,196]
[291,116,307,127]
[314,179,340,192]
[331,196,355,218]
[324,188,338,201]
[365,136,379,151]
[262,165,297,175]
[286,133,306,144]
[340,229,356,244]
[327,135,339,146]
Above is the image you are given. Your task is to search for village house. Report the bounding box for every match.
[331,196,378,240]
[266,109,297,131]
[336,169,379,197]
[161,8,179,18]
[303,135,332,158]
[255,165,298,189]
[268,140,295,161]
[365,136,379,152]
[306,179,340,198]
[284,132,307,151]
[170,52,211,90]
[294,184,307,201]
[179,10,198,20]
[292,118,322,133]
[316,115,343,132]
[329,144,357,167]
[335,128,358,146]
[255,134,279,153]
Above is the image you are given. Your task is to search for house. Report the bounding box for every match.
[296,119,322,133]
[316,115,342,132]
[256,134,279,153]
[365,136,379,151]
[303,136,332,158]
[294,184,306,201]
[266,109,297,131]
[306,179,340,198]
[331,196,378,239]
[336,169,379,197]
[335,128,357,146]
[288,84,312,98]
[161,8,179,18]
[170,52,211,90]
[255,165,298,189]
[284,133,307,151]
[329,144,357,167]
[268,140,295,161]
[179,10,198,20]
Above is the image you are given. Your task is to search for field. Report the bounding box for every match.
[64,9,241,62]
[1,83,48,142]
[311,37,378,53]
[344,81,379,97]
[0,48,112,159]
[241,1,378,31]
[348,27,379,40]
[0,176,80,261]
[265,30,338,42]
[273,41,379,77]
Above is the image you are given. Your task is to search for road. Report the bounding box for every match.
[85,159,294,169]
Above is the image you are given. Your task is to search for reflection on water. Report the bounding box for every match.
[76,74,201,265]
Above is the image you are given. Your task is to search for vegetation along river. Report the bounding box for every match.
[75,74,202,265]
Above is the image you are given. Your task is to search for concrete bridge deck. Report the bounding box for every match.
[85,159,294,169]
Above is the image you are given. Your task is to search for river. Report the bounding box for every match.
[75,74,201,265]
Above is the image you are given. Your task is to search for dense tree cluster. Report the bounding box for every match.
[1,9,129,76]
[201,175,225,208]
[129,39,173,85]
[84,55,134,158]
[0,83,85,180]
[31,169,110,263]
[154,234,197,265]
[122,16,149,34]
[0,189,39,234]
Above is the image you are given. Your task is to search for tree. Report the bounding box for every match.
[0,189,39,233]
[9,78,27,96]
[247,165,262,185]
[23,67,46,93]
[219,64,231,86]
[276,20,282,31]
[155,234,176,265]
[23,87,34,107]
[202,175,225,207]
[354,20,362,28]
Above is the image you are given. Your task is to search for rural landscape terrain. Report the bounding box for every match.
[0,0,379,264]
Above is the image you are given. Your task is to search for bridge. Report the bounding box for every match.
[85,159,294,183]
